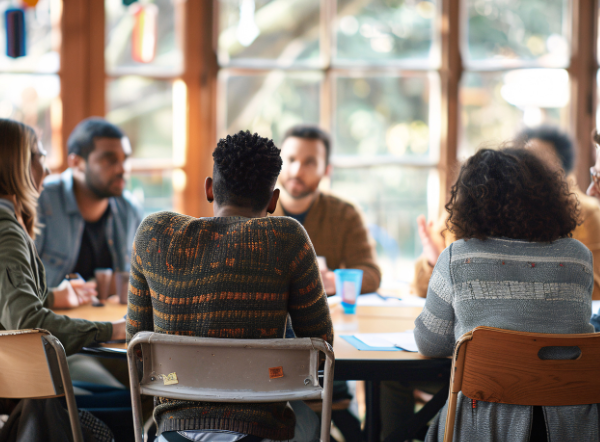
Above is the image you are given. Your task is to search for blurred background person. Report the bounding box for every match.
[274,124,381,295]
[35,117,142,298]
[416,147,594,442]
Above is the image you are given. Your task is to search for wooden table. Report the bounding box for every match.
[56,299,451,441]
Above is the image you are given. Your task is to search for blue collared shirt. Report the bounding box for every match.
[35,169,143,288]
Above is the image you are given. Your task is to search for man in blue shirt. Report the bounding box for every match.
[36,118,143,306]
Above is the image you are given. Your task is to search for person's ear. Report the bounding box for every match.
[325,164,333,177]
[267,188,280,214]
[67,153,85,171]
[205,177,214,203]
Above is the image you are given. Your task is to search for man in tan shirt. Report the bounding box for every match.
[413,126,600,300]
[273,125,381,294]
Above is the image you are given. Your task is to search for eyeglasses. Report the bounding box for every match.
[590,167,600,193]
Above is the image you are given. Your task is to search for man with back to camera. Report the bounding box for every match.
[273,124,381,295]
[35,117,143,306]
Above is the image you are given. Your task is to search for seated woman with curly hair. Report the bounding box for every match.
[127,130,333,442]
[415,148,596,442]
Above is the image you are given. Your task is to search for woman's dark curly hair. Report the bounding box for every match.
[446,147,579,242]
[212,130,282,211]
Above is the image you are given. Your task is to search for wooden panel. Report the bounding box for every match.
[570,0,599,189]
[438,0,462,214]
[177,0,217,218]
[59,0,106,171]
[461,327,600,406]
[0,332,55,398]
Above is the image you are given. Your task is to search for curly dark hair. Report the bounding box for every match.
[212,130,282,211]
[446,148,579,242]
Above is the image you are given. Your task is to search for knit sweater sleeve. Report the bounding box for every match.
[286,222,334,346]
[126,220,153,342]
[414,245,456,357]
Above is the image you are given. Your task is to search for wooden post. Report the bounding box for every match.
[438,0,462,214]
[59,0,105,171]
[176,0,218,217]
[570,0,598,189]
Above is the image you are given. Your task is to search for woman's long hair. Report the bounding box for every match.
[0,119,40,239]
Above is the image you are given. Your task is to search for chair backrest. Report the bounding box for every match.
[127,332,335,442]
[0,329,83,442]
[444,326,600,442]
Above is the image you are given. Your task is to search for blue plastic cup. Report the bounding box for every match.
[334,269,363,314]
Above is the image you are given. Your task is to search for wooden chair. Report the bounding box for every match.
[444,326,600,442]
[127,332,335,442]
[0,329,83,442]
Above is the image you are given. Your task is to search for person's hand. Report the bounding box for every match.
[69,279,97,306]
[321,269,337,295]
[417,214,442,267]
[110,319,126,341]
[52,280,81,309]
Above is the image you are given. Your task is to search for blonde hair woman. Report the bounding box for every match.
[0,119,125,354]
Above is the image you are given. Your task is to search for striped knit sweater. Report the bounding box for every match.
[126,212,333,440]
[415,237,597,442]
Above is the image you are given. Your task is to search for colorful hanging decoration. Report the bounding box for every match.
[21,0,39,7]
[131,4,158,63]
[5,8,26,58]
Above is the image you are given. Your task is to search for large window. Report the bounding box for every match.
[2,0,597,285]
[218,0,440,281]
[460,0,571,159]
[0,0,61,166]
[105,0,181,216]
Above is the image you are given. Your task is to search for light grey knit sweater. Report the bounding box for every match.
[415,237,598,442]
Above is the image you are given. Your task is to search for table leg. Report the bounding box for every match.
[365,380,381,441]
[382,381,449,442]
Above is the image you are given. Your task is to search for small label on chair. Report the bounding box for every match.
[161,372,179,385]
[269,366,284,379]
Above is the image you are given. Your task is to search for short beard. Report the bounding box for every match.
[85,171,122,199]
[282,180,318,200]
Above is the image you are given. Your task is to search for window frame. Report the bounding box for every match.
[53,0,598,218]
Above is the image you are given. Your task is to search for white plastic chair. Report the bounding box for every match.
[127,332,335,442]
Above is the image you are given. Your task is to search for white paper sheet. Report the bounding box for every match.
[328,294,426,308]
[354,331,418,352]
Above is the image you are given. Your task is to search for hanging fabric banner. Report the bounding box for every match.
[22,0,39,7]
[5,8,26,58]
[131,4,158,63]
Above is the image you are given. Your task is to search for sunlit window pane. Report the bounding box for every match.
[105,0,182,75]
[335,0,437,65]
[221,72,321,143]
[106,76,173,160]
[334,74,436,158]
[126,171,173,217]
[218,0,320,67]
[0,0,60,73]
[466,0,570,65]
[331,166,436,279]
[0,73,60,158]
[460,69,570,159]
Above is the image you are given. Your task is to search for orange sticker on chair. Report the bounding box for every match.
[269,366,284,379]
